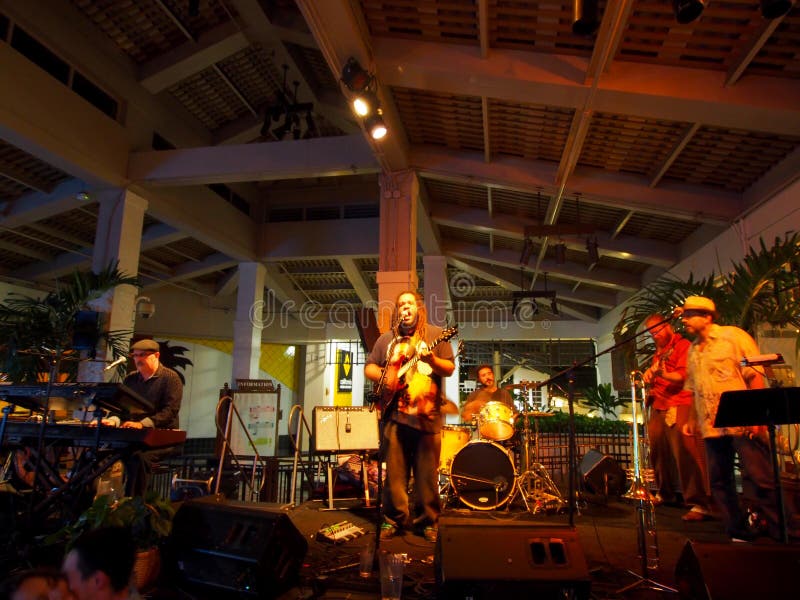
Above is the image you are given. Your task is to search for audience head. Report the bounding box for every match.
[0,567,74,600]
[61,527,135,600]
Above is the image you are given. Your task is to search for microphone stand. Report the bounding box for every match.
[535,312,680,527]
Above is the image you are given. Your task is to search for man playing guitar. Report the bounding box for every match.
[365,291,455,543]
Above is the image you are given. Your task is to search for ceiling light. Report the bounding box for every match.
[554,242,567,265]
[76,191,91,202]
[673,0,705,24]
[341,57,371,92]
[366,111,387,140]
[760,0,793,18]
[572,0,599,36]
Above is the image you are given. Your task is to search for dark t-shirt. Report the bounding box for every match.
[122,363,182,429]
[366,324,454,433]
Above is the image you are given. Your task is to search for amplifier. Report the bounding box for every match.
[312,406,379,452]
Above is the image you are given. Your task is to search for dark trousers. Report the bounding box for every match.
[648,404,711,510]
[382,421,441,530]
[705,434,779,538]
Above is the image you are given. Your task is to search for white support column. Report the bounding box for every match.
[232,263,265,382]
[80,189,147,382]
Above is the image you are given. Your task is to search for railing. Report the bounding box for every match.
[151,453,318,505]
[537,431,632,481]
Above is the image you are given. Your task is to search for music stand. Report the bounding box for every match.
[715,387,800,543]
[94,384,153,420]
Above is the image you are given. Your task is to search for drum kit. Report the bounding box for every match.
[439,381,565,514]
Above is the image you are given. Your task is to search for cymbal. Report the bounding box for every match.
[503,380,541,390]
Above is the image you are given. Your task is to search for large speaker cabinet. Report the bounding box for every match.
[312,405,379,452]
[580,449,626,496]
[674,540,799,599]
[435,516,591,599]
[168,496,307,598]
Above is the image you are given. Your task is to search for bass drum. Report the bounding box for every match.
[449,440,515,510]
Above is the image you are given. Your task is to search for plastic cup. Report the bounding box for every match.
[358,540,374,578]
[378,551,404,600]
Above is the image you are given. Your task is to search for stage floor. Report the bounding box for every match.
[274,494,792,600]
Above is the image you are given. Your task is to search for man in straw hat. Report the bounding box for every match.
[680,295,779,541]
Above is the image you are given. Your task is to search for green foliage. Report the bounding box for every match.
[0,264,138,382]
[156,340,193,384]
[615,233,800,365]
[47,491,174,551]
[519,411,630,434]
[579,383,627,419]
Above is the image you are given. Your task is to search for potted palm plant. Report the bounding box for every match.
[48,491,175,590]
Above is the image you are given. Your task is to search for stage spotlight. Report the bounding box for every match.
[341,57,371,92]
[353,90,378,117]
[587,237,600,266]
[366,111,387,140]
[554,242,567,265]
[760,0,793,18]
[572,0,599,36]
[673,0,705,24]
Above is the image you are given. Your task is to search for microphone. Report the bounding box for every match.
[104,356,127,371]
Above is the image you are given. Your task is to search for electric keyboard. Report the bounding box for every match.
[1,421,186,450]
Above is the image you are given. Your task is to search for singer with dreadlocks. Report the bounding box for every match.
[365,291,455,543]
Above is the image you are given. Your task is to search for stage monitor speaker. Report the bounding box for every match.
[435,517,590,599]
[674,540,799,599]
[312,406,379,452]
[168,496,307,598]
[580,449,626,496]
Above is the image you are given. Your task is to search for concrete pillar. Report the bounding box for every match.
[79,189,147,382]
[232,262,266,382]
[376,170,419,332]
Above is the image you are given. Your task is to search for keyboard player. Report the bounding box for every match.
[98,339,182,496]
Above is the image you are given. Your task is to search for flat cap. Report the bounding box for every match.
[130,339,160,352]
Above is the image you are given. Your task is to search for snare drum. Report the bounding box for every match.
[439,425,472,472]
[477,401,515,441]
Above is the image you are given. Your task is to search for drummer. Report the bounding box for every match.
[461,365,515,423]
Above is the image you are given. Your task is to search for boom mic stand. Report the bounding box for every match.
[535,312,681,529]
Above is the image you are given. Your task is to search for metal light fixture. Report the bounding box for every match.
[673,0,705,24]
[586,236,600,267]
[760,0,793,18]
[341,57,371,92]
[262,65,315,141]
[342,57,389,140]
[572,0,599,36]
[520,237,535,265]
[554,241,567,265]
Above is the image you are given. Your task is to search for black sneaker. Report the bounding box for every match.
[423,525,438,543]
[380,522,398,540]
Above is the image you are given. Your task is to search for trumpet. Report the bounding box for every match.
[624,370,660,571]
